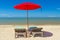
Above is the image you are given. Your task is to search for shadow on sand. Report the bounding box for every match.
[34,31,53,37]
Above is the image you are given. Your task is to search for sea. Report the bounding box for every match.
[0,17,60,25]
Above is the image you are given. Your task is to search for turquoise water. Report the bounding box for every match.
[0,17,60,25]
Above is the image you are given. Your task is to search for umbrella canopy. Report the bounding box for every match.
[14,2,41,10]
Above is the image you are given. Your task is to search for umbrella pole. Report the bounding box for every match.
[26,9,29,37]
[27,10,29,30]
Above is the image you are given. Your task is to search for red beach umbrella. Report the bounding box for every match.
[14,2,41,37]
[14,2,41,10]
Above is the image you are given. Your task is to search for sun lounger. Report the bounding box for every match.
[15,29,26,38]
[27,27,37,37]
[31,28,43,37]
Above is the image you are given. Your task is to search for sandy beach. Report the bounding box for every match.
[0,25,60,40]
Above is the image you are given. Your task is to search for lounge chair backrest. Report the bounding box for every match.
[15,29,26,33]
[32,28,43,32]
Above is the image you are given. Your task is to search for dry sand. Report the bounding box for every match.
[0,25,60,40]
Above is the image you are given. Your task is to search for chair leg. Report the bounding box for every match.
[15,34,18,38]
[15,33,17,38]
[32,33,35,37]
[41,32,43,37]
[24,33,26,38]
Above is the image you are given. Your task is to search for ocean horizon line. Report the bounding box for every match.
[0,17,60,18]
[0,17,59,25]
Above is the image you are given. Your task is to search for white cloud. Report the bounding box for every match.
[0,14,7,16]
[0,13,25,17]
[0,14,8,16]
[0,14,12,17]
[56,8,60,10]
[47,16,57,17]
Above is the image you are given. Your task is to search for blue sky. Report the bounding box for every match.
[0,0,60,17]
